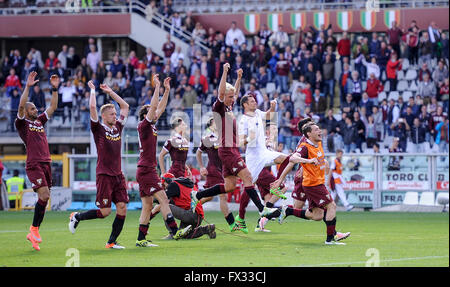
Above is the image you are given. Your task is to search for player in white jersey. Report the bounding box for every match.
[238,94,288,186]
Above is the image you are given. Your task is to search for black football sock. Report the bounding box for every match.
[76,209,103,221]
[196,184,225,200]
[325,217,337,242]
[264,209,281,220]
[32,199,47,228]
[244,186,265,212]
[165,213,178,235]
[108,214,126,244]
[286,207,309,220]
[265,202,274,208]
[138,224,149,241]
[225,212,235,225]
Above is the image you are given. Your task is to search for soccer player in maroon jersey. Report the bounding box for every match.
[196,117,239,231]
[68,80,130,249]
[16,71,59,251]
[135,75,191,246]
[190,63,278,226]
[158,118,190,178]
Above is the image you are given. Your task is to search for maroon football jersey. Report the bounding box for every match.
[163,133,189,178]
[212,99,239,149]
[137,118,158,168]
[91,115,126,176]
[199,133,223,179]
[15,112,51,166]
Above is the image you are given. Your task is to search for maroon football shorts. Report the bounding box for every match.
[303,184,333,209]
[218,148,247,178]
[95,173,129,208]
[26,162,52,191]
[136,166,164,197]
[203,175,224,189]
[292,175,307,201]
[255,168,277,199]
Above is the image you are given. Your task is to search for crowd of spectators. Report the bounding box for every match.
[0,1,448,155]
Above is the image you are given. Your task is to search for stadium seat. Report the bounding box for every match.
[397,70,405,80]
[408,80,418,92]
[359,156,373,168]
[381,71,387,81]
[419,192,435,206]
[405,69,418,81]
[378,91,387,102]
[266,82,276,94]
[403,192,419,205]
[397,80,408,92]
[361,81,367,91]
[402,91,413,101]
[388,91,399,101]
[435,192,449,207]
[401,58,410,70]
[384,81,390,92]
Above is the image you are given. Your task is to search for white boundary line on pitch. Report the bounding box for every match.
[294,255,449,267]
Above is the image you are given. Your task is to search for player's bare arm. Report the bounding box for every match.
[88,80,98,122]
[100,83,130,119]
[218,63,230,101]
[233,68,243,101]
[18,71,39,119]
[158,148,169,175]
[265,100,277,122]
[196,148,208,177]
[146,74,160,122]
[46,74,60,118]
[155,77,171,121]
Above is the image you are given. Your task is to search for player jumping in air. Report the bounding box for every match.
[196,117,240,232]
[271,122,351,245]
[69,81,130,249]
[135,75,192,247]
[16,72,59,251]
[190,63,278,226]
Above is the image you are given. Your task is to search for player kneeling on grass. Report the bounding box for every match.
[150,173,216,240]
[270,122,351,245]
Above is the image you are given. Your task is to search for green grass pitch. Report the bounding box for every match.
[0,210,448,267]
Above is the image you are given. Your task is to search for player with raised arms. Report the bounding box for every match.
[196,117,239,231]
[135,75,192,246]
[16,71,60,251]
[68,80,130,249]
[190,63,278,226]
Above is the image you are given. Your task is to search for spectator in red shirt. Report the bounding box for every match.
[4,68,22,96]
[44,50,59,79]
[386,53,402,92]
[303,83,313,106]
[337,31,351,65]
[366,72,384,105]
[188,69,209,95]
[275,53,290,93]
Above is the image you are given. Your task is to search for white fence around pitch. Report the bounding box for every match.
[68,152,449,209]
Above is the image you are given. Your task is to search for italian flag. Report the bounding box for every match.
[313,12,329,30]
[267,13,283,32]
[361,10,377,31]
[244,14,260,33]
[337,11,353,31]
[384,10,400,29]
[290,12,306,30]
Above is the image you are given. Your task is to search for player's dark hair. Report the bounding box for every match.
[302,122,317,138]
[139,105,151,122]
[297,117,314,133]
[240,93,255,109]
[336,149,344,154]
[13,170,19,177]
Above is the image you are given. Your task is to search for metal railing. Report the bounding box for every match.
[170,0,449,13]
